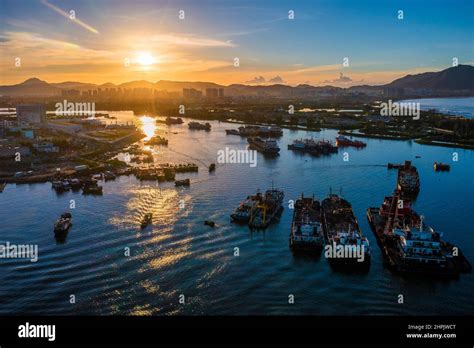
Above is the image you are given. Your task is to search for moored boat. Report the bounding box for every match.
[288,138,338,156]
[165,117,183,125]
[82,180,103,195]
[68,178,83,190]
[397,161,420,198]
[321,194,370,269]
[230,193,260,223]
[289,193,325,253]
[247,137,280,155]
[335,135,367,148]
[248,188,284,229]
[54,212,72,235]
[433,162,450,171]
[225,129,240,135]
[367,191,471,278]
[175,178,190,187]
[52,180,70,192]
[188,122,211,131]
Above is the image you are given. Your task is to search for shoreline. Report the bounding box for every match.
[339,130,474,149]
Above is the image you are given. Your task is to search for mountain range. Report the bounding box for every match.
[1,65,473,97]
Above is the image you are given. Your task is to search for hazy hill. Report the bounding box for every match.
[0,78,61,96]
[1,65,473,97]
[386,64,474,90]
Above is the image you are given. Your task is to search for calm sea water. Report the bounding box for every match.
[401,97,474,118]
[0,118,473,315]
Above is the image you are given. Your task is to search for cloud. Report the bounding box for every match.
[325,72,353,83]
[41,0,99,34]
[268,75,285,83]
[148,33,236,47]
[245,76,266,84]
[336,72,352,82]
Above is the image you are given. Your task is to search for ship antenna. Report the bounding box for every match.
[420,215,424,230]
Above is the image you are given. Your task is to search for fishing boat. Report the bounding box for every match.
[335,135,367,148]
[52,180,70,192]
[236,125,283,138]
[204,220,215,227]
[247,137,280,155]
[209,163,216,172]
[165,117,183,125]
[433,162,450,171]
[175,178,190,187]
[54,212,72,235]
[230,193,260,223]
[248,188,284,229]
[289,194,325,253]
[397,161,420,198]
[188,122,211,131]
[367,191,471,278]
[68,178,83,190]
[140,213,153,229]
[321,194,370,269]
[225,129,240,135]
[288,138,338,156]
[82,180,103,195]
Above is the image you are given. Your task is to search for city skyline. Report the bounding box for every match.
[1,0,473,86]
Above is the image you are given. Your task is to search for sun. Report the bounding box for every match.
[137,53,155,66]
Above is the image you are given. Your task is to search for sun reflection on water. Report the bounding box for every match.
[139,116,156,141]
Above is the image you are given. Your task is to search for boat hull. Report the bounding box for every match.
[366,207,471,278]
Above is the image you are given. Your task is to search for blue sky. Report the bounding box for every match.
[0,0,473,85]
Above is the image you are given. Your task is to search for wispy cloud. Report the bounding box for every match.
[41,0,99,34]
[148,33,236,48]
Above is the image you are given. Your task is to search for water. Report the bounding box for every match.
[1,118,473,315]
[401,97,474,118]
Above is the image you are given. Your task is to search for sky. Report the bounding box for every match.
[0,0,473,86]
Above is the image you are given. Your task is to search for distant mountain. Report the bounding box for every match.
[50,81,98,90]
[0,77,61,96]
[1,65,473,97]
[153,80,223,92]
[386,64,474,90]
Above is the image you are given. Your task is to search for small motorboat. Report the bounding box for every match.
[434,162,450,171]
[204,220,215,227]
[175,178,190,187]
[54,212,72,235]
[140,213,153,229]
[209,163,216,172]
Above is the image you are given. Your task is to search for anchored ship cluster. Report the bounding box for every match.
[230,160,471,277]
[367,161,471,278]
